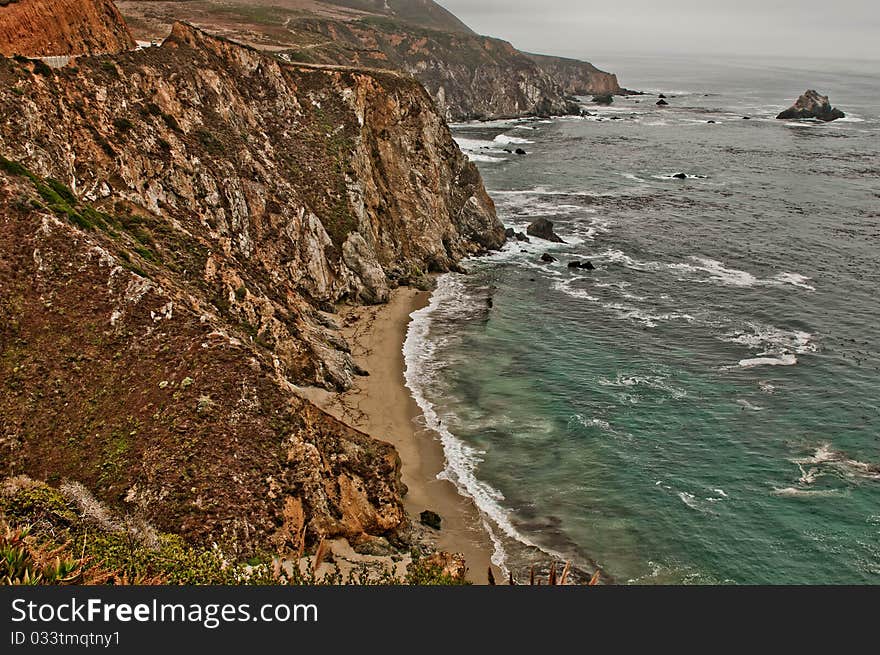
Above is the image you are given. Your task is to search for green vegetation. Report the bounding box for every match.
[1,525,81,586]
[0,480,466,586]
[0,156,161,268]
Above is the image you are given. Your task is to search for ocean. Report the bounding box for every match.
[404,54,880,584]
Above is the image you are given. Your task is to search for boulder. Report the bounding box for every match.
[420,510,442,530]
[505,227,516,239]
[742,116,751,120]
[568,261,595,270]
[592,94,613,105]
[672,173,687,179]
[515,232,530,243]
[527,218,564,243]
[540,253,557,263]
[707,120,716,124]
[515,148,527,155]
[656,99,668,106]
[776,89,845,122]
[658,93,667,99]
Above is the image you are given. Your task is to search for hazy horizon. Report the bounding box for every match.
[436,0,880,63]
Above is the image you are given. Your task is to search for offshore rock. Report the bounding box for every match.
[777,89,845,122]
[527,218,565,243]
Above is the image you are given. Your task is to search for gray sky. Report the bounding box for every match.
[436,0,880,61]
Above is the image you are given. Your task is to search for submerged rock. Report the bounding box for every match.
[776,89,845,122]
[515,231,530,242]
[568,261,595,270]
[527,218,565,243]
[515,148,527,155]
[541,253,557,263]
[592,94,613,105]
[672,172,687,179]
[658,93,667,99]
[656,99,669,106]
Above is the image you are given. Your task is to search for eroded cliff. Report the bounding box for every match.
[0,22,503,558]
[0,0,135,57]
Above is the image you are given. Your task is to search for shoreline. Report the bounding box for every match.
[301,285,502,585]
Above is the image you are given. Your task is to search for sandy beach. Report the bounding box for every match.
[302,286,501,585]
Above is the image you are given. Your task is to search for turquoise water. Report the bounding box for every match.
[405,56,880,584]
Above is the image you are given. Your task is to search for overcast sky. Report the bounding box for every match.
[436,1,880,61]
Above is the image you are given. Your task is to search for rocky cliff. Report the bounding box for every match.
[278,17,585,120]
[0,22,503,558]
[118,1,626,121]
[0,0,135,57]
[526,52,623,98]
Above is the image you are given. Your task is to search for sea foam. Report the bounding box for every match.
[403,274,570,573]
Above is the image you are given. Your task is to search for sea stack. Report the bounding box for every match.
[777,89,845,122]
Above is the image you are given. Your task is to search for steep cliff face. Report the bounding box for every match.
[0,0,135,57]
[526,52,622,98]
[0,23,503,556]
[118,1,627,121]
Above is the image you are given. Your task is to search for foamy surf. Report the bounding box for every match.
[494,134,533,145]
[403,274,572,574]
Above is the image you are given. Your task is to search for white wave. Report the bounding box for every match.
[453,136,498,152]
[724,323,818,355]
[678,257,758,287]
[738,353,798,369]
[678,491,702,511]
[772,487,842,498]
[597,372,688,399]
[736,399,765,411]
[494,134,533,145]
[594,249,661,271]
[574,414,613,433]
[403,274,567,573]
[468,153,505,163]
[600,302,694,329]
[791,444,880,482]
[773,272,816,291]
[794,443,838,466]
[551,278,599,302]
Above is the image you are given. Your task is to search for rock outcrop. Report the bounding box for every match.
[0,0,135,57]
[777,89,845,122]
[527,218,564,243]
[0,22,503,558]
